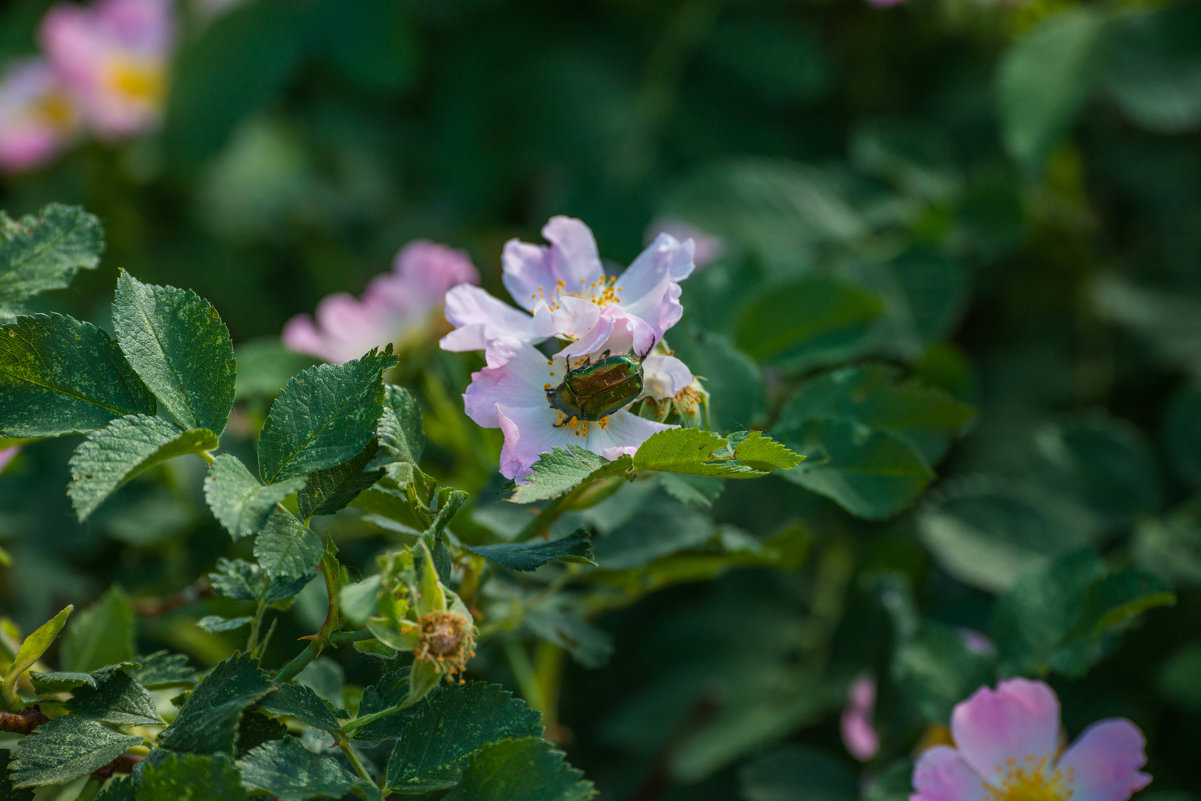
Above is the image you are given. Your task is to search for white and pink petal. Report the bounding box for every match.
[1057,720,1151,801]
[910,746,986,801]
[949,678,1061,781]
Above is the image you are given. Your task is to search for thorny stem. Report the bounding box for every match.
[0,705,48,734]
[274,554,341,683]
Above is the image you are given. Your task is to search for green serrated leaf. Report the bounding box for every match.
[658,472,725,508]
[633,429,770,478]
[1067,569,1176,641]
[372,384,425,467]
[136,751,247,801]
[67,415,217,521]
[2,604,72,709]
[0,204,103,315]
[730,431,805,472]
[134,651,196,688]
[208,558,311,604]
[159,653,274,755]
[112,272,236,433]
[892,624,995,723]
[0,750,35,801]
[466,529,596,571]
[776,419,934,520]
[381,682,543,787]
[253,510,323,581]
[196,615,253,633]
[10,717,140,787]
[523,608,614,669]
[510,446,632,503]
[298,439,384,519]
[239,737,367,801]
[734,276,885,370]
[442,737,594,801]
[204,454,306,540]
[0,313,156,437]
[258,347,397,484]
[96,775,134,801]
[998,8,1113,170]
[61,588,134,673]
[65,668,163,725]
[258,682,341,730]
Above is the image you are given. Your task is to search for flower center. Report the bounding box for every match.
[532,276,623,312]
[106,58,166,105]
[985,755,1074,801]
[552,411,610,436]
[31,91,76,132]
[416,610,476,684]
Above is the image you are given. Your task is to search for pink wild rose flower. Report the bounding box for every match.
[0,60,79,172]
[283,240,479,364]
[40,0,174,139]
[441,216,696,362]
[911,678,1150,801]
[462,339,693,481]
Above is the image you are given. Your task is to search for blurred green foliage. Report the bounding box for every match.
[2,0,1201,798]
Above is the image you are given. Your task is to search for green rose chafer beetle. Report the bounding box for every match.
[546,348,647,423]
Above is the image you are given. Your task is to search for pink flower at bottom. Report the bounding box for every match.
[0,60,78,172]
[463,340,691,481]
[841,674,880,761]
[283,240,479,364]
[911,679,1150,801]
[0,447,18,472]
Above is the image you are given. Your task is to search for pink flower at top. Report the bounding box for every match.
[911,678,1150,801]
[283,240,479,364]
[40,0,174,139]
[441,216,696,362]
[841,674,880,761]
[0,60,79,172]
[462,339,692,481]
[645,217,723,269]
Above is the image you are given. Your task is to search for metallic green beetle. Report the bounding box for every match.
[546,348,646,423]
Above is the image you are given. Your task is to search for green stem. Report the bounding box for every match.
[334,732,375,787]
[340,696,418,736]
[330,629,374,643]
[273,642,319,684]
[245,600,267,653]
[274,555,342,683]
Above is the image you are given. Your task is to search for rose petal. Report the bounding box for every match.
[393,240,479,300]
[910,746,986,801]
[497,403,578,481]
[950,679,1061,780]
[1057,720,1151,801]
[642,354,693,399]
[463,343,561,428]
[501,217,603,312]
[441,284,537,353]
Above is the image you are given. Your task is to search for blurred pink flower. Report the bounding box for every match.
[0,447,18,473]
[841,673,880,761]
[911,678,1151,801]
[283,240,479,364]
[646,217,722,268]
[0,60,79,172]
[462,339,690,481]
[441,216,695,363]
[40,0,173,139]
